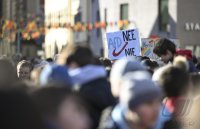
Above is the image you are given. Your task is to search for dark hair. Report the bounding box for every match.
[141,59,153,67]
[141,59,159,71]
[153,38,176,56]
[17,60,33,71]
[152,61,159,68]
[0,89,45,129]
[160,66,189,97]
[31,85,91,129]
[31,85,72,118]
[141,56,150,61]
[46,58,53,63]
[94,57,103,66]
[99,57,112,68]
[66,46,94,67]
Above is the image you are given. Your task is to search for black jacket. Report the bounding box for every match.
[80,78,116,129]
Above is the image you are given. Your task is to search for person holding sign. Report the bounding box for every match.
[153,38,197,72]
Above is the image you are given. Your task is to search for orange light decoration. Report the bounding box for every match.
[101,22,106,28]
[31,31,40,39]
[87,23,93,31]
[110,22,113,27]
[124,20,129,26]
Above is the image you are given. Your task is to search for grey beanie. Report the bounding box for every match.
[110,58,146,81]
[120,71,162,111]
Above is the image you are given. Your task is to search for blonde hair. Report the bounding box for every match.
[173,56,189,72]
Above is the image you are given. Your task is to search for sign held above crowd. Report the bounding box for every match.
[106,29,141,60]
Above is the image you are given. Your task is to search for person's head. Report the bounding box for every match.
[152,61,159,69]
[99,57,112,77]
[173,56,189,72]
[141,59,159,75]
[57,93,92,129]
[0,59,17,86]
[141,56,150,61]
[31,67,43,86]
[46,58,53,63]
[153,66,190,97]
[153,38,176,64]
[120,71,162,129]
[31,85,72,120]
[17,60,33,80]
[0,89,45,129]
[39,64,73,86]
[31,85,91,129]
[110,58,146,97]
[57,45,94,69]
[99,57,112,68]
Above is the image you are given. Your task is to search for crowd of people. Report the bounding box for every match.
[0,38,200,129]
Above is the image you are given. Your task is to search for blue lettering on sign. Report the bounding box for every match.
[125,48,135,56]
[122,29,136,42]
[108,37,122,49]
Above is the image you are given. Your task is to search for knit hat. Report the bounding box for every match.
[152,64,172,84]
[120,71,162,111]
[40,64,73,86]
[110,58,146,81]
[176,49,192,60]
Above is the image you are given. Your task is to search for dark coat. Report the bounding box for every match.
[79,78,116,129]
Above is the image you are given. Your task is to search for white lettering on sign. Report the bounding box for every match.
[185,23,200,31]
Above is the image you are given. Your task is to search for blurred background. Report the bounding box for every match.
[0,0,200,58]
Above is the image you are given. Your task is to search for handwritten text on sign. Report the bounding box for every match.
[106,29,141,60]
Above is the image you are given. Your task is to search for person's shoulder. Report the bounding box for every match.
[81,77,110,90]
[162,117,181,129]
[85,77,109,84]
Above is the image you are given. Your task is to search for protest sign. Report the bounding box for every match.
[141,38,180,59]
[106,29,141,60]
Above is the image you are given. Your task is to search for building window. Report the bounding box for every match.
[159,0,169,32]
[75,12,82,23]
[0,0,2,18]
[120,4,128,30]
[120,4,128,20]
[96,10,100,37]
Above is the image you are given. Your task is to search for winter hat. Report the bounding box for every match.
[40,64,73,86]
[176,49,192,60]
[34,60,49,68]
[152,64,172,84]
[120,71,162,111]
[110,58,146,81]
[173,56,189,72]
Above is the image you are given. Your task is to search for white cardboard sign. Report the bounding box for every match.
[106,29,141,60]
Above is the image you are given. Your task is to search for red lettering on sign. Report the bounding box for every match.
[112,42,128,57]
